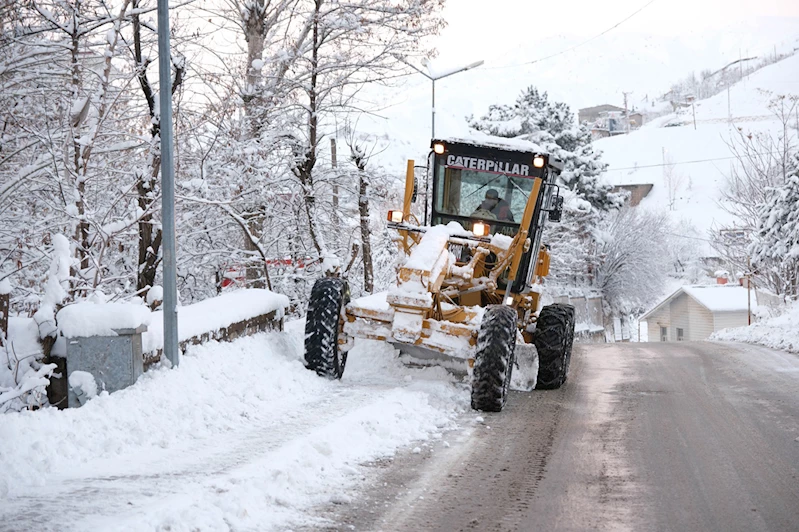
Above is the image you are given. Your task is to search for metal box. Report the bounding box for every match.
[65,325,147,408]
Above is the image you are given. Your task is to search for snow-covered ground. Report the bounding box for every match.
[0,322,473,531]
[712,302,799,354]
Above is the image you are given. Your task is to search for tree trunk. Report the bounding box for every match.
[358,169,374,293]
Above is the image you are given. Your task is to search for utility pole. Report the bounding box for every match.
[331,138,338,211]
[622,91,632,133]
[157,0,179,367]
[746,256,752,325]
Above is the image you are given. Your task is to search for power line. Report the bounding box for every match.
[606,150,783,172]
[484,0,658,71]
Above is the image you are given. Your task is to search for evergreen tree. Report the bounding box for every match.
[750,153,799,298]
[468,86,623,211]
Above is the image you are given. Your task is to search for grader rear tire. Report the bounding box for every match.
[533,303,575,390]
[304,278,350,379]
[471,305,518,412]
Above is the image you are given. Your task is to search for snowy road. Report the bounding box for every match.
[316,341,799,531]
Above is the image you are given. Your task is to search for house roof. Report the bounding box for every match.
[640,284,757,320]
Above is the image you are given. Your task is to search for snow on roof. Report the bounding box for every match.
[438,131,543,154]
[57,302,151,338]
[642,284,758,319]
[681,285,756,312]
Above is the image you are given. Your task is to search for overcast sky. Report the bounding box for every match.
[362,0,799,166]
[434,0,799,63]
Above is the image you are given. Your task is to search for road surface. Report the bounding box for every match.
[313,341,799,531]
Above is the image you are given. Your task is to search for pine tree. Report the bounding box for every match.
[750,153,799,298]
[468,86,623,211]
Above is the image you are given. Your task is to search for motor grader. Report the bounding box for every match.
[304,136,575,412]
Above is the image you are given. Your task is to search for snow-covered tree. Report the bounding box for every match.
[750,153,799,299]
[468,86,624,211]
[714,94,798,295]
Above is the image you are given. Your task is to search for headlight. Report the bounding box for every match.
[433,143,445,154]
[533,155,545,168]
[472,221,489,237]
[387,210,404,223]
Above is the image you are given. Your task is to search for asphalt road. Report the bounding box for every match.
[316,341,799,532]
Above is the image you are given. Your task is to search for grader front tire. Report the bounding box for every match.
[471,305,518,412]
[304,278,350,379]
[533,303,575,390]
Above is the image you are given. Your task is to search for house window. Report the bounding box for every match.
[677,328,685,341]
[660,326,667,342]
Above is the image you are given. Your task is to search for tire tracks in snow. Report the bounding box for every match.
[0,385,408,532]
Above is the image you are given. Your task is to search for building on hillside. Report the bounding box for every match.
[640,284,780,342]
[612,184,653,206]
[579,105,646,140]
[578,104,624,124]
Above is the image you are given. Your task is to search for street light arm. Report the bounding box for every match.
[431,60,485,80]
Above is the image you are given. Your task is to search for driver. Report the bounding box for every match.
[474,189,514,222]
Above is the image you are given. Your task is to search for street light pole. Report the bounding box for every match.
[432,78,436,138]
[157,0,179,367]
[398,58,484,138]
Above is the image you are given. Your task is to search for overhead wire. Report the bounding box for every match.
[483,0,659,71]
[606,150,784,172]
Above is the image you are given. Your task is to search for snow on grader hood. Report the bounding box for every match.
[304,137,576,412]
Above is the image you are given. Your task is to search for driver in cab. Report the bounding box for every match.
[472,189,514,222]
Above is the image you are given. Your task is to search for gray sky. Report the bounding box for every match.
[435,0,799,62]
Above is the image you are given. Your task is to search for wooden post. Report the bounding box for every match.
[0,292,9,346]
[747,256,752,326]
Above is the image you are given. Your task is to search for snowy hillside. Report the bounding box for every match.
[596,52,799,253]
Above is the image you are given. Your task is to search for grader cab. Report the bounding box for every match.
[304,136,576,412]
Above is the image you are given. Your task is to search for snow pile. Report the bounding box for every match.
[440,133,543,154]
[68,370,98,405]
[0,324,468,530]
[389,223,462,306]
[143,288,290,353]
[0,278,11,295]
[57,302,151,338]
[712,301,799,353]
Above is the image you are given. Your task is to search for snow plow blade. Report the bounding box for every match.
[341,292,481,364]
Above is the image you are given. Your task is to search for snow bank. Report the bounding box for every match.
[0,323,468,531]
[712,301,799,353]
[143,288,290,353]
[57,302,151,338]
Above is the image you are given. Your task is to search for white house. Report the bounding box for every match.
[641,285,779,342]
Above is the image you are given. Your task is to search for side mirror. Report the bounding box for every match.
[412,177,418,203]
[548,195,564,222]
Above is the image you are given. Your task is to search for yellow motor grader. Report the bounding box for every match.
[304,136,575,412]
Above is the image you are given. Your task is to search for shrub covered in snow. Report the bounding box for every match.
[712,301,799,353]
